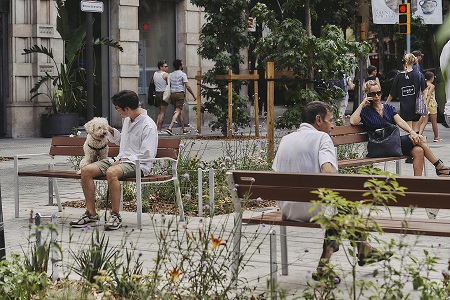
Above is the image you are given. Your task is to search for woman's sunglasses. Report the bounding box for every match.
[367,91,382,97]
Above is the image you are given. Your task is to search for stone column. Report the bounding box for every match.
[110,0,140,127]
[9,0,62,137]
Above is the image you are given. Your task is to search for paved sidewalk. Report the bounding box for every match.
[1,119,450,298]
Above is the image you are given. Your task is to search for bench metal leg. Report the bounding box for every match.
[231,213,242,288]
[280,225,288,275]
[269,229,278,299]
[136,169,143,230]
[173,177,185,222]
[396,159,401,174]
[14,157,20,218]
[119,182,124,212]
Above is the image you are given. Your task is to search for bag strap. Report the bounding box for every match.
[368,106,395,131]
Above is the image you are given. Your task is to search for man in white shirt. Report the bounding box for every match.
[70,90,158,230]
[166,59,197,135]
[273,101,390,282]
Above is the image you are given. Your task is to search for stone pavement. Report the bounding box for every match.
[1,116,450,298]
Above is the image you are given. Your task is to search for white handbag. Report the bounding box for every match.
[162,74,171,103]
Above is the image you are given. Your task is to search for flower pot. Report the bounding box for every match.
[41,113,79,137]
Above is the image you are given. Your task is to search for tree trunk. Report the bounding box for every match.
[305,0,314,90]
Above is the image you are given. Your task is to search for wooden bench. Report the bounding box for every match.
[13,136,184,228]
[227,170,450,279]
[330,124,426,175]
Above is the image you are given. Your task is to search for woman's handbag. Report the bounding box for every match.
[367,125,403,158]
[162,74,171,103]
[415,89,428,115]
[147,75,157,107]
[366,110,402,158]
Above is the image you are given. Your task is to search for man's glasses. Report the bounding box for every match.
[367,91,382,97]
[163,65,168,68]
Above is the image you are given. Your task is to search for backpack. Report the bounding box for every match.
[147,74,157,106]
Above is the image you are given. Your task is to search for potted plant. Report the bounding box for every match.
[22,0,122,137]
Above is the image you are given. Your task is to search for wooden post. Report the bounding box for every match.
[227,69,233,139]
[196,70,202,134]
[253,70,259,137]
[266,62,275,159]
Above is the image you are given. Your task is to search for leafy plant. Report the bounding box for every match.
[251,3,370,129]
[190,0,252,135]
[69,226,118,283]
[22,0,123,115]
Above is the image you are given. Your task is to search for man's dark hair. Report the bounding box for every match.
[412,50,423,57]
[157,60,166,69]
[301,101,331,124]
[111,90,139,110]
[367,65,377,75]
[173,59,183,70]
[424,70,434,80]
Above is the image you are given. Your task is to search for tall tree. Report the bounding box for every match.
[191,0,251,136]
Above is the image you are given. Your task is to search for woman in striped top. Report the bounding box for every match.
[350,80,450,176]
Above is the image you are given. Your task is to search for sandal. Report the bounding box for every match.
[312,267,341,284]
[165,128,173,136]
[183,129,190,134]
[358,248,393,266]
[433,137,444,142]
[434,159,450,176]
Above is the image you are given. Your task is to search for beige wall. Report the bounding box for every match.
[7,0,211,137]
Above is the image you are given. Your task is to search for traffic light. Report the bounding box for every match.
[398,3,410,34]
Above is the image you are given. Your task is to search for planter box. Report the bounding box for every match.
[41,113,79,137]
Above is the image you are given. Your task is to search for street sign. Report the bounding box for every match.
[80,0,104,13]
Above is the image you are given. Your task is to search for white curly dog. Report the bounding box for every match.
[77,117,110,174]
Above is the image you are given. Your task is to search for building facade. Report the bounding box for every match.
[2,0,210,138]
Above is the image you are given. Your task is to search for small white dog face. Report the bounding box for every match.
[84,117,109,140]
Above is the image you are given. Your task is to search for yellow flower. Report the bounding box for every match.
[104,291,112,297]
[210,233,224,250]
[168,267,182,282]
[132,274,142,280]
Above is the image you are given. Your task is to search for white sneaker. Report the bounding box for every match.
[105,213,122,231]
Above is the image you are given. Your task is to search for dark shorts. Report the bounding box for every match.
[170,92,185,109]
[400,134,415,156]
[155,91,169,107]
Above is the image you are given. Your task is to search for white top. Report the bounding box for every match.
[272,123,337,221]
[153,71,167,93]
[169,70,188,93]
[107,109,158,176]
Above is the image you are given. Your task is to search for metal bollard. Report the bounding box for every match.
[34,212,59,281]
[198,168,203,217]
[0,182,5,260]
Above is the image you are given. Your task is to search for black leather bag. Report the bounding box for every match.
[147,76,157,106]
[367,124,402,158]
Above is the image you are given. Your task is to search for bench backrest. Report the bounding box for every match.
[229,170,450,210]
[49,136,180,159]
[329,124,368,146]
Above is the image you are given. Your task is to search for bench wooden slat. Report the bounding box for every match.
[331,134,368,146]
[18,170,172,182]
[48,136,180,159]
[330,124,366,135]
[241,210,450,237]
[231,171,450,210]
[338,156,408,168]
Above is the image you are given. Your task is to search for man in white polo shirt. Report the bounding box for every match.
[273,101,391,282]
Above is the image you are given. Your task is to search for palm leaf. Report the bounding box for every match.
[30,73,54,94]
[56,0,70,41]
[65,23,87,67]
[94,37,124,52]
[22,45,54,59]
